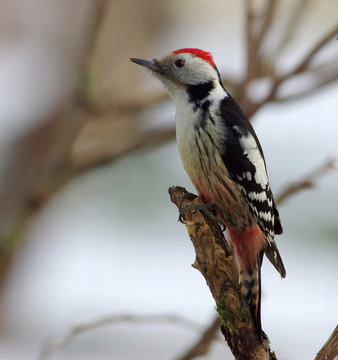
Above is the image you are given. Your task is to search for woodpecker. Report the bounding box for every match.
[130,48,286,336]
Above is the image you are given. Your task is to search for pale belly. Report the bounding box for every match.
[177,129,254,230]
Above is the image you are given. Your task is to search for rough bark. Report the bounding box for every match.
[315,325,338,360]
[169,186,278,360]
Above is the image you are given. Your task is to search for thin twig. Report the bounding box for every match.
[250,24,338,115]
[271,0,311,59]
[256,0,278,52]
[245,0,258,83]
[302,59,338,75]
[276,159,336,205]
[70,126,175,176]
[177,317,222,360]
[81,92,169,118]
[39,314,203,360]
[274,72,338,103]
[288,24,338,77]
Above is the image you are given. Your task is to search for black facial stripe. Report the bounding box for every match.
[187,81,214,105]
[201,99,211,112]
[193,100,211,130]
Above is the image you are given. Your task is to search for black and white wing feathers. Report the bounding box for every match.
[219,95,285,277]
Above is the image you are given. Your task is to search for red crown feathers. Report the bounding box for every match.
[172,48,217,69]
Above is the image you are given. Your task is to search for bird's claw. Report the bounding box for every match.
[178,204,197,223]
[178,202,226,232]
[200,203,227,231]
[178,191,198,209]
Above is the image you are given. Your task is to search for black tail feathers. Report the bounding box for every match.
[239,252,263,338]
[265,236,286,278]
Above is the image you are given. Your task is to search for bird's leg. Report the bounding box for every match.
[179,202,227,232]
[169,186,226,231]
[178,191,198,209]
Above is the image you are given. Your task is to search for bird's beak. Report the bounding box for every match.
[130,57,162,73]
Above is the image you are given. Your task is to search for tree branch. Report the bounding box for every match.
[289,24,338,77]
[0,0,108,286]
[0,3,336,359]
[174,157,337,359]
[255,0,278,52]
[249,24,338,116]
[276,159,336,205]
[81,92,169,118]
[39,314,203,360]
[70,126,175,176]
[271,0,311,59]
[273,71,338,103]
[245,0,258,84]
[38,172,338,360]
[177,317,221,360]
[169,186,277,360]
[314,325,338,360]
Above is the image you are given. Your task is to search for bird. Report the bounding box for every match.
[130,48,286,337]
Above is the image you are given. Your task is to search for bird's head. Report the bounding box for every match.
[130,48,221,98]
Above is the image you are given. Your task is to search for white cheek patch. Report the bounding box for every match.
[178,54,217,85]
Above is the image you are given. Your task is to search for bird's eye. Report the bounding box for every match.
[174,59,185,68]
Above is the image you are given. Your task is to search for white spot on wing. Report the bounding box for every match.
[248,191,273,206]
[233,126,268,188]
[259,211,272,222]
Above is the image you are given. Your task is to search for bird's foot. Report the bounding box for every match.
[178,191,198,209]
[169,186,197,206]
[179,202,226,232]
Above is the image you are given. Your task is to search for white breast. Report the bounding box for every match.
[174,91,197,162]
[174,87,227,178]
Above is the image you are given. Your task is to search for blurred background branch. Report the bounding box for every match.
[0,0,337,359]
[39,314,204,360]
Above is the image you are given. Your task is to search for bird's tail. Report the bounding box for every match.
[264,235,286,278]
[239,252,263,337]
[227,226,265,337]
